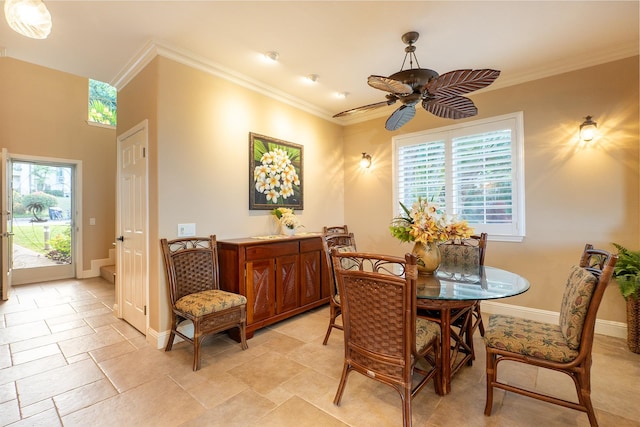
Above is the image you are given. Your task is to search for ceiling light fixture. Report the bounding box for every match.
[264,51,279,62]
[336,92,349,99]
[579,115,598,142]
[4,0,52,39]
[306,74,319,83]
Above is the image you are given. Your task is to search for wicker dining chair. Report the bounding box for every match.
[331,249,441,427]
[438,233,488,337]
[320,231,357,345]
[484,244,617,427]
[322,224,349,235]
[160,235,248,371]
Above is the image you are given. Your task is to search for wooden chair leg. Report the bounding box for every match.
[401,387,411,427]
[484,350,497,416]
[165,313,177,351]
[333,365,351,406]
[323,304,341,345]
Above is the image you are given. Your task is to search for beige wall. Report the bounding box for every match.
[343,56,640,323]
[119,57,345,333]
[0,57,116,272]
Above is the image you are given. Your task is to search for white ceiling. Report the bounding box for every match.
[1,1,638,122]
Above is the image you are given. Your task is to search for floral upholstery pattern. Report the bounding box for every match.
[439,244,480,269]
[175,289,247,317]
[416,317,441,352]
[336,245,357,270]
[559,265,597,349]
[484,314,579,362]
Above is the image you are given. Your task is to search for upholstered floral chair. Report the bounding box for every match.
[160,235,248,371]
[483,244,617,427]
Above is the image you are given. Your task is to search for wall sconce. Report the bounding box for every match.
[579,115,598,142]
[359,152,372,169]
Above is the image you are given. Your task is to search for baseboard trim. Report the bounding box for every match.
[481,301,627,339]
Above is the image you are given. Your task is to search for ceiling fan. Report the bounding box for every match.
[333,31,501,131]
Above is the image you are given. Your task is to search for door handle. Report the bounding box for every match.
[116,236,124,242]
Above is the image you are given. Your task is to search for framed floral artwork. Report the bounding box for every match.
[249,132,303,210]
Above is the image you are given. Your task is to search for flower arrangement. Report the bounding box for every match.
[272,207,302,230]
[389,197,473,244]
[253,148,301,204]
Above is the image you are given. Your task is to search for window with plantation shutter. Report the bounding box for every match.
[393,112,525,241]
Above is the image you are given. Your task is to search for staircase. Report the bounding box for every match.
[100,265,116,284]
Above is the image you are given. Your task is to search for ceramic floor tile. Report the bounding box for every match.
[57,326,125,358]
[4,304,76,327]
[257,395,349,427]
[0,354,67,386]
[179,388,276,427]
[0,320,50,346]
[16,358,105,406]
[11,343,61,365]
[20,397,54,418]
[9,324,94,353]
[61,376,205,427]
[0,398,21,425]
[227,351,308,395]
[53,378,118,417]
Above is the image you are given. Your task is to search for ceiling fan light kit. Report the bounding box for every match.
[4,0,52,39]
[334,31,501,131]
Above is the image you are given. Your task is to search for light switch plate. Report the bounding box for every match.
[178,223,196,237]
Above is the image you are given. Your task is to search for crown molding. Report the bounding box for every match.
[112,39,638,127]
[111,40,334,120]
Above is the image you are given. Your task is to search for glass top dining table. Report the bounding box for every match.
[415,263,530,395]
[416,264,530,301]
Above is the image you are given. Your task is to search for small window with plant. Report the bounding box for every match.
[88,79,117,127]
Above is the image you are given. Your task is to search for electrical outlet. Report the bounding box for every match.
[178,223,196,237]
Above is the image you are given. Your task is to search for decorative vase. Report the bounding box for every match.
[282,226,296,237]
[412,241,441,275]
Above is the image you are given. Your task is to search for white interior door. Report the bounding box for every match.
[1,149,12,301]
[116,121,148,334]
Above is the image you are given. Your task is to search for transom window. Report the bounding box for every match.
[88,79,117,127]
[392,112,525,241]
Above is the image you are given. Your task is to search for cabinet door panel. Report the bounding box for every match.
[276,254,299,314]
[300,250,321,305]
[246,259,275,323]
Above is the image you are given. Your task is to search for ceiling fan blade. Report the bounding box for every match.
[332,98,397,118]
[422,96,478,120]
[368,75,413,95]
[385,105,416,131]
[424,69,501,97]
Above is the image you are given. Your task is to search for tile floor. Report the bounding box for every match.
[1,277,639,427]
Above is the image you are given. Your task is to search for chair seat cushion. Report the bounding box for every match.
[484,314,579,363]
[176,290,247,317]
[416,317,440,352]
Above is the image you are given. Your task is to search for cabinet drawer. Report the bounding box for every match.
[300,237,322,252]
[246,241,299,260]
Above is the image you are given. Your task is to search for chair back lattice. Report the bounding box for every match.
[438,233,487,268]
[161,235,220,304]
[331,250,418,378]
[322,232,357,296]
[322,225,349,235]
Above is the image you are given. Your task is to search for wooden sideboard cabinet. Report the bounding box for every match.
[217,235,329,338]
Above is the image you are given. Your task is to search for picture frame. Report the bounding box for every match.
[249,132,303,210]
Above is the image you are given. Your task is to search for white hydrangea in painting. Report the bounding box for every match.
[253,148,301,204]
